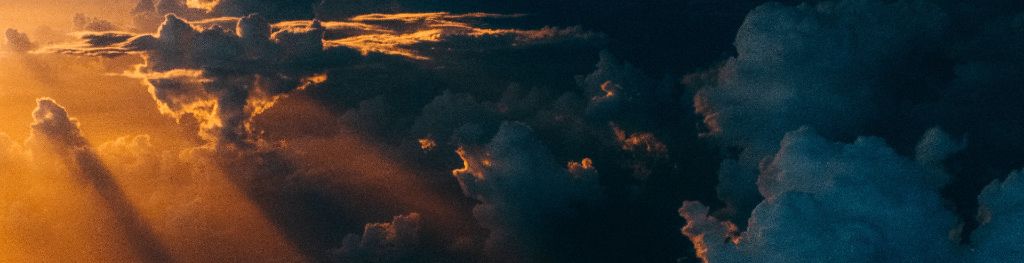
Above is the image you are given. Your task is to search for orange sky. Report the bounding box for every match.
[0,53,193,150]
[0,1,136,33]
[0,1,197,148]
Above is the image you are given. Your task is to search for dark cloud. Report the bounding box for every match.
[131,0,208,31]
[44,5,613,261]
[47,11,594,147]
[313,0,764,76]
[28,99,89,149]
[679,0,1024,261]
[48,13,347,145]
[452,122,601,261]
[4,28,35,53]
[74,13,119,31]
[331,213,423,263]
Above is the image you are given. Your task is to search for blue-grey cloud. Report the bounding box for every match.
[689,0,947,224]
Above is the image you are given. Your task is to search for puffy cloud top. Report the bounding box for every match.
[689,0,948,224]
[681,125,1024,263]
[29,98,89,150]
[681,127,961,263]
[969,171,1024,262]
[331,213,423,263]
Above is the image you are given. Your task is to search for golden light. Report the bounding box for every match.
[568,157,594,171]
[186,0,220,12]
[610,122,668,156]
[593,80,618,101]
[418,137,437,151]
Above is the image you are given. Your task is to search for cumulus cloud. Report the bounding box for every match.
[574,51,700,183]
[968,171,1024,262]
[669,0,1024,261]
[36,5,605,261]
[680,125,1024,263]
[132,0,209,31]
[28,99,89,150]
[19,1,1024,262]
[46,11,594,147]
[331,213,423,263]
[410,91,497,146]
[46,14,349,145]
[674,4,1024,255]
[688,0,947,223]
[578,51,670,125]
[452,122,601,261]
[681,127,962,263]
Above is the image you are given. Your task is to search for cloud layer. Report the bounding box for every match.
[3,0,1024,262]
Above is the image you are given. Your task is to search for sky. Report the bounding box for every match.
[1,0,1024,262]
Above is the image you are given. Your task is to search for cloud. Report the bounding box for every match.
[37,7,605,261]
[45,11,594,147]
[678,5,1024,257]
[680,127,962,263]
[680,125,1024,263]
[969,170,1024,262]
[92,136,310,262]
[46,14,349,145]
[610,123,667,157]
[132,0,209,31]
[330,213,423,263]
[688,0,948,223]
[4,28,35,53]
[28,98,89,150]
[12,1,1024,262]
[74,13,119,31]
[410,91,497,145]
[0,107,128,262]
[915,127,966,166]
[578,51,669,124]
[324,13,597,61]
[24,99,171,262]
[452,122,601,261]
